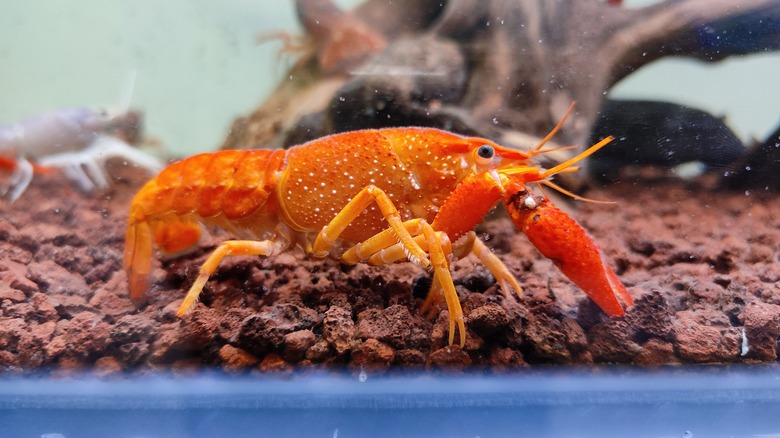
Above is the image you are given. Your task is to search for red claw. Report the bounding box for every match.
[504,186,633,316]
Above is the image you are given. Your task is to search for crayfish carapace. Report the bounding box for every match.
[124,104,633,347]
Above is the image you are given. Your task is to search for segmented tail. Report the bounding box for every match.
[124,207,203,300]
[124,211,153,301]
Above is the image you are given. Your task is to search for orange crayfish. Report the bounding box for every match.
[124,105,633,346]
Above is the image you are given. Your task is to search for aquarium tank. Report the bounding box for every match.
[0,0,779,437]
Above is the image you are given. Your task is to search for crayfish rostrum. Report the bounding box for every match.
[124,105,633,346]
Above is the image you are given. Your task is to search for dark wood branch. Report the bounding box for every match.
[222,0,779,156]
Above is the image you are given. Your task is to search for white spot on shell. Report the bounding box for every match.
[409,173,421,190]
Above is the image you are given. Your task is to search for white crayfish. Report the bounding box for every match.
[0,107,163,201]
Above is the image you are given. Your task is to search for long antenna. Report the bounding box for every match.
[118,69,138,112]
[541,136,614,179]
[533,102,576,152]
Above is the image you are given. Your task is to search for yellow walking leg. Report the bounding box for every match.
[177,239,287,316]
[455,232,523,300]
[419,220,465,347]
[311,185,429,267]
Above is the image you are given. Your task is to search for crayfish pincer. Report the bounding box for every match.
[124,104,632,347]
[504,187,633,317]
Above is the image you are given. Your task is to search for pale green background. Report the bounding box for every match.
[0,0,778,155]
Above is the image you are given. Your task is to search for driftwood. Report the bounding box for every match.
[222,0,780,155]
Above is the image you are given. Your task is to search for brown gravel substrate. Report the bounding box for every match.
[0,165,778,375]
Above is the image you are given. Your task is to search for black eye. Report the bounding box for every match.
[477,145,494,159]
